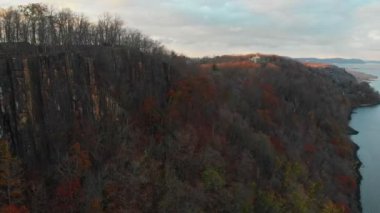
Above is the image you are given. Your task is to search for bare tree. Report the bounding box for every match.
[0,3,165,50]
[19,3,48,44]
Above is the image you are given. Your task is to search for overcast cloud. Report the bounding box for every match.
[1,0,379,59]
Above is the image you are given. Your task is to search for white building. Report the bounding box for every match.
[250,54,261,63]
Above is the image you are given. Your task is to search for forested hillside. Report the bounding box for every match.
[1,4,379,213]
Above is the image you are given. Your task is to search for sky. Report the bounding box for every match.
[1,0,380,60]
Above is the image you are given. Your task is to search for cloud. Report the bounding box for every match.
[1,0,379,59]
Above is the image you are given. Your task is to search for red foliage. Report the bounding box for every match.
[330,137,352,159]
[135,96,163,135]
[335,145,351,159]
[336,175,357,193]
[154,132,164,142]
[303,143,317,154]
[270,136,285,153]
[56,178,81,199]
[260,83,275,93]
[0,205,29,213]
[304,62,332,69]
[167,107,180,121]
[167,73,217,125]
[218,61,260,70]
[330,138,342,145]
[55,178,82,210]
[260,83,280,107]
[195,124,213,149]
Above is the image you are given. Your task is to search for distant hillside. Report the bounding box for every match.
[366,60,380,64]
[347,70,378,82]
[297,58,366,64]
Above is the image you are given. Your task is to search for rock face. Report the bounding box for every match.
[0,44,176,167]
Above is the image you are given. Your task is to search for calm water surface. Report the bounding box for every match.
[338,63,380,213]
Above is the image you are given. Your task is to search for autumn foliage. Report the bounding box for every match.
[1,5,378,211]
[336,175,357,193]
[55,178,82,208]
[304,143,317,154]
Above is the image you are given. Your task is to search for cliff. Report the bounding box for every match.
[1,45,379,212]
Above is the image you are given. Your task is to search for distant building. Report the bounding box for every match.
[250,54,266,63]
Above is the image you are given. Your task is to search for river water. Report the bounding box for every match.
[337,63,380,213]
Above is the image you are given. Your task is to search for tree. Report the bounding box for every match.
[19,3,47,44]
[56,8,74,46]
[0,140,26,209]
[45,7,57,45]
[322,201,345,213]
[0,8,4,41]
[1,8,15,42]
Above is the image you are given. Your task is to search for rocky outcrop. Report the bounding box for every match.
[0,44,176,167]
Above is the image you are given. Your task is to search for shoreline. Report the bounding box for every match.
[349,101,380,212]
[352,138,363,213]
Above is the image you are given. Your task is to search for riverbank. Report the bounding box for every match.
[350,99,380,212]
[349,102,380,213]
[344,63,380,212]
[352,140,363,212]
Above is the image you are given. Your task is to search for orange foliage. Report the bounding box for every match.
[304,62,332,68]
[265,62,280,70]
[0,205,29,213]
[199,64,212,70]
[71,143,92,171]
[89,198,103,212]
[142,96,157,114]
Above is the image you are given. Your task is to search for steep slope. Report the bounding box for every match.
[0,46,379,212]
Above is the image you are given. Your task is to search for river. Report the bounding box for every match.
[336,63,380,213]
